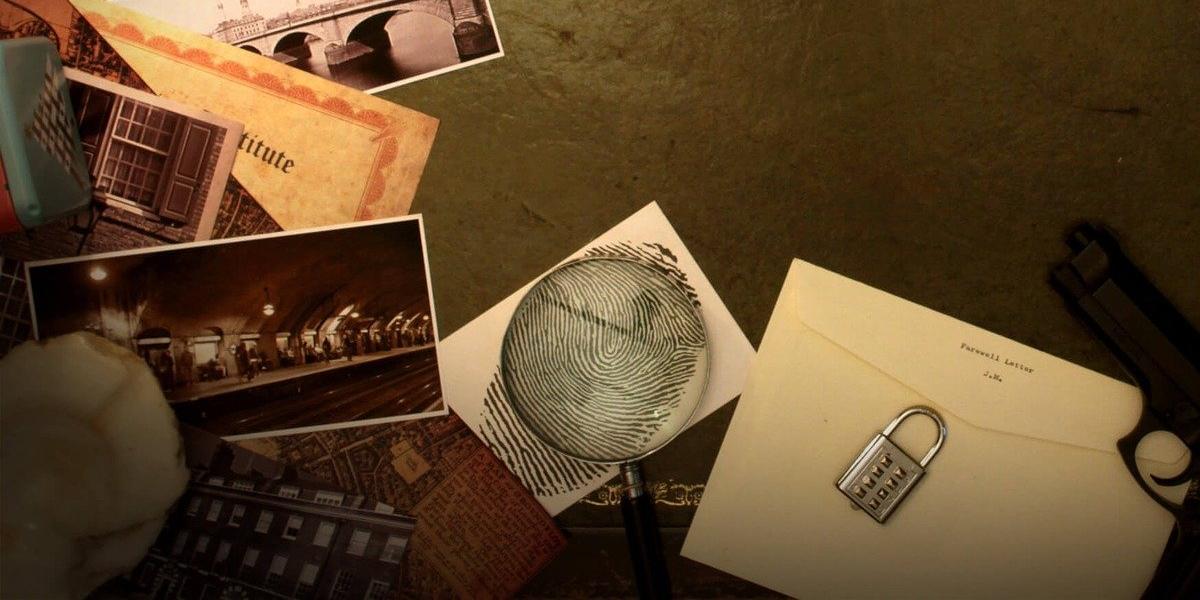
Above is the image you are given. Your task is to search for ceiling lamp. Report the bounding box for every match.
[262,286,275,316]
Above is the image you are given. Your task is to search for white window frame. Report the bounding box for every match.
[283,514,304,540]
[379,534,406,564]
[255,510,274,534]
[298,563,320,586]
[313,490,344,506]
[228,503,246,527]
[364,580,391,600]
[313,521,336,548]
[346,529,371,557]
[206,499,223,522]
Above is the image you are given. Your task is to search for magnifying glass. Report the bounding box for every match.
[501,256,709,598]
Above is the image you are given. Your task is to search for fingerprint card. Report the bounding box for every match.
[439,202,755,515]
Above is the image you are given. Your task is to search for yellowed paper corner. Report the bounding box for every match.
[71,0,438,228]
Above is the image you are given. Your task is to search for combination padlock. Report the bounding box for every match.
[835,406,947,523]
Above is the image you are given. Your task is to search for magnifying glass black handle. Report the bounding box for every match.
[620,464,672,598]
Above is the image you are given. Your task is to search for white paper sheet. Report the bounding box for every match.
[440,202,755,515]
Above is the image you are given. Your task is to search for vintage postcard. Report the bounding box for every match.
[68,67,239,246]
[0,65,243,262]
[0,0,286,249]
[438,202,757,515]
[57,0,438,229]
[107,0,504,94]
[25,216,448,439]
[104,425,417,599]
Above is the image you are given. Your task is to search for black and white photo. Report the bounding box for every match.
[112,0,503,93]
[25,216,446,439]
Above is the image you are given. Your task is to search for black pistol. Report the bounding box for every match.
[1052,223,1200,599]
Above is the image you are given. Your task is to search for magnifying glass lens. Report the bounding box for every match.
[501,258,708,463]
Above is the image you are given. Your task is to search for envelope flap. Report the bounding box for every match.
[790,259,1181,464]
[683,263,1179,598]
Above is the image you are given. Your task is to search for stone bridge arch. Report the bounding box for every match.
[271,24,328,53]
[342,0,455,49]
[237,39,271,55]
[273,29,323,55]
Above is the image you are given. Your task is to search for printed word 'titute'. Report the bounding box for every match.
[239,132,295,174]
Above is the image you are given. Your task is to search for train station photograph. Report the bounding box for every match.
[25,216,445,439]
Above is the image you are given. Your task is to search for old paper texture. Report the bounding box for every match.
[70,0,437,229]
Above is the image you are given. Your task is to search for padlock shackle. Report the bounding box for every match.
[881,406,947,467]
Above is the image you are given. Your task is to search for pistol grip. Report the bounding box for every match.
[1117,413,1193,519]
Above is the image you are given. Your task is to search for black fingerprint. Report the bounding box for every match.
[501,257,707,463]
[478,243,705,497]
[481,374,609,497]
[583,242,700,307]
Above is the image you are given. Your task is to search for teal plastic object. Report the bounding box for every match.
[0,37,92,233]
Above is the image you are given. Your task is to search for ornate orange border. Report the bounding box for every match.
[82,10,405,219]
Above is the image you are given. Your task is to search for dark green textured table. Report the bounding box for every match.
[381,2,1200,596]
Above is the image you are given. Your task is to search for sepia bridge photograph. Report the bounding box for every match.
[25,217,446,439]
[121,0,502,92]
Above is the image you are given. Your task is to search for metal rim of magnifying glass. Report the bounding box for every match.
[499,255,711,466]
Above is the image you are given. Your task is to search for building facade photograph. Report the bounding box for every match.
[0,67,241,262]
[124,426,416,600]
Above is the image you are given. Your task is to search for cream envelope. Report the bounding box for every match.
[682,259,1190,599]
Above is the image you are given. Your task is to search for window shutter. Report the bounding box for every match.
[69,86,114,172]
[156,120,213,222]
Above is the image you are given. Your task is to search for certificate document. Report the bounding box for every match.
[70,0,438,229]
